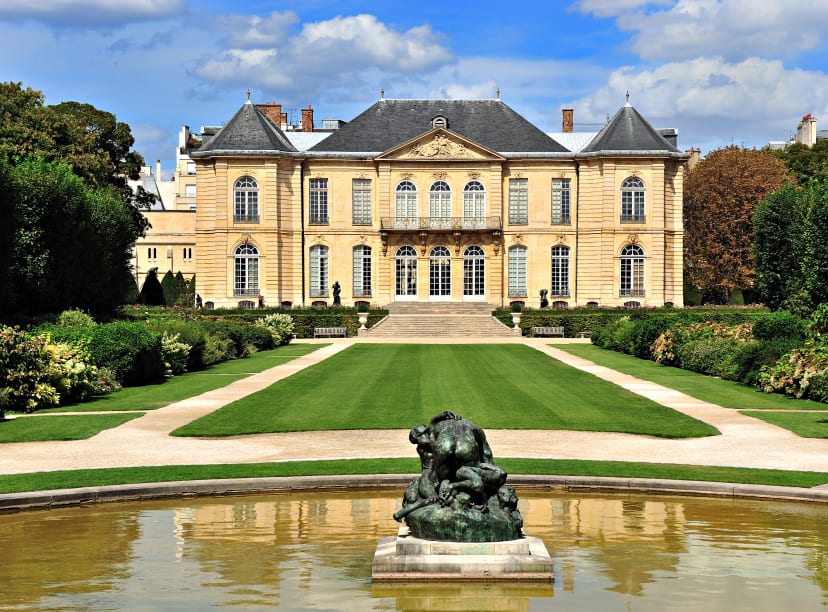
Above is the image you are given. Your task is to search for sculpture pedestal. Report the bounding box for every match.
[372,527,554,582]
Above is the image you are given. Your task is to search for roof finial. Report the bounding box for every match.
[625,90,630,105]
[247,88,251,101]
[496,86,500,100]
[380,88,385,100]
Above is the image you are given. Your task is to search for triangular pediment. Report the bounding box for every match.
[377,128,504,161]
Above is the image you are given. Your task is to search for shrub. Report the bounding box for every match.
[806,371,828,403]
[56,308,96,328]
[240,324,275,351]
[752,311,807,342]
[729,338,802,388]
[202,334,235,366]
[160,332,191,377]
[627,315,678,359]
[86,321,164,386]
[255,313,294,346]
[675,336,742,378]
[810,303,828,337]
[145,319,206,372]
[758,340,828,399]
[44,338,105,403]
[200,321,249,360]
[0,326,56,416]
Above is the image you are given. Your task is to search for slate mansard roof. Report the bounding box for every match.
[580,103,685,157]
[192,100,298,158]
[309,99,569,155]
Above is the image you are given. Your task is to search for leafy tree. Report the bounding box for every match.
[754,181,828,312]
[752,184,807,310]
[684,147,790,304]
[774,140,828,184]
[161,270,179,305]
[1,158,144,316]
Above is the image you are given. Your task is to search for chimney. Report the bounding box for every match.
[685,148,701,171]
[562,108,574,133]
[156,160,162,181]
[256,101,283,126]
[301,105,314,132]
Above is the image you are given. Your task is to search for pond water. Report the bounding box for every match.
[1,489,826,611]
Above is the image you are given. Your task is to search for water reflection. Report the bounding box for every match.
[0,490,826,610]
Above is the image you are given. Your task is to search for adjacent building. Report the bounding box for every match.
[180,94,687,309]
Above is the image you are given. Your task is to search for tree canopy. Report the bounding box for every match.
[0,82,151,318]
[684,146,791,304]
[773,140,828,185]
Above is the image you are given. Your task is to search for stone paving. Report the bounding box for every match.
[2,337,827,476]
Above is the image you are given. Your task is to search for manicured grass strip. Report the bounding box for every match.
[0,414,142,442]
[0,459,826,495]
[740,411,828,438]
[173,344,717,439]
[35,344,324,413]
[554,343,827,410]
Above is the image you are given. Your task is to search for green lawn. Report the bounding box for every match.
[741,410,828,438]
[172,344,718,439]
[555,343,828,410]
[0,413,142,442]
[0,458,825,494]
[36,344,324,413]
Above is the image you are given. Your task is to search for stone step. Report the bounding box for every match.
[363,313,515,337]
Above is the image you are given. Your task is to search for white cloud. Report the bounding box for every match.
[195,13,453,100]
[0,0,184,29]
[577,0,828,61]
[571,0,672,18]
[216,11,298,49]
[570,56,828,150]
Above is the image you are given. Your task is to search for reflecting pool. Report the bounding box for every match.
[1,490,827,610]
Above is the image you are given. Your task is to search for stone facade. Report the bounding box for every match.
[190,98,687,309]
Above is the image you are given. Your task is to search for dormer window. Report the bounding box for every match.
[432,115,448,129]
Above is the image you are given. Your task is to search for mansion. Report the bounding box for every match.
[137,95,688,309]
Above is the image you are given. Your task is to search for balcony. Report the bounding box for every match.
[381,216,502,231]
[619,289,646,297]
[379,216,503,255]
[620,214,646,224]
[234,214,260,224]
[234,287,260,297]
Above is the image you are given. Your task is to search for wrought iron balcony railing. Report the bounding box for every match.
[233,214,260,224]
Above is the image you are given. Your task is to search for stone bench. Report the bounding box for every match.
[313,326,347,338]
[531,326,565,337]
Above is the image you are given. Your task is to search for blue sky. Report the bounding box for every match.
[3,1,828,177]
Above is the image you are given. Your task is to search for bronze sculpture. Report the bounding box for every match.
[394,411,524,542]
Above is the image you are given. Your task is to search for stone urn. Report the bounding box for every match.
[511,312,521,330]
[358,312,369,330]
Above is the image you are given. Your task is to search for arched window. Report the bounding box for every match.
[463,245,485,297]
[429,246,451,298]
[621,177,645,223]
[620,244,645,297]
[234,177,259,223]
[395,180,418,227]
[429,180,451,227]
[463,181,486,228]
[508,245,527,297]
[353,245,372,297]
[310,245,329,297]
[395,245,418,298]
[551,245,570,297]
[234,243,259,296]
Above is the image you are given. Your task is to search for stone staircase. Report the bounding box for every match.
[361,302,516,338]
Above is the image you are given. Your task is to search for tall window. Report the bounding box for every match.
[352,179,372,225]
[463,181,486,227]
[185,184,196,198]
[309,178,328,224]
[310,245,329,297]
[551,178,570,224]
[234,243,259,296]
[463,245,485,297]
[551,245,570,296]
[620,244,645,297]
[353,246,372,297]
[396,245,418,297]
[234,177,259,223]
[621,177,645,223]
[429,246,451,297]
[508,178,528,224]
[508,245,527,297]
[429,180,451,227]
[395,180,418,228]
